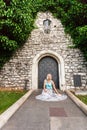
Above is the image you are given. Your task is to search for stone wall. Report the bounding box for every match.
[0,12,87,89]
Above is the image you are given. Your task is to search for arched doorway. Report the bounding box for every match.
[32,50,65,90]
[38,56,59,89]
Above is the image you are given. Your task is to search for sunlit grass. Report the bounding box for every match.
[76,95,87,105]
[0,91,27,114]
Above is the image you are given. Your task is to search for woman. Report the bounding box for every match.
[36,74,67,101]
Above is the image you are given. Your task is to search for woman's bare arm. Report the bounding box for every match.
[43,80,47,92]
[52,81,60,94]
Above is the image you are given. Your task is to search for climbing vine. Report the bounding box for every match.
[0,0,87,68]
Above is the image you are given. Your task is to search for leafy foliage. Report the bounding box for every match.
[0,0,87,68]
[77,0,87,4]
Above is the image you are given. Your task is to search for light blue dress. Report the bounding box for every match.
[45,81,53,90]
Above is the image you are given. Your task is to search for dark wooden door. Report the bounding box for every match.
[38,56,59,89]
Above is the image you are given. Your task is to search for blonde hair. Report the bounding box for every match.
[46,74,52,80]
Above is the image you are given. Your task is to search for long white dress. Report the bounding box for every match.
[36,81,67,102]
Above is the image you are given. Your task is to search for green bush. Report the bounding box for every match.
[0,0,87,69]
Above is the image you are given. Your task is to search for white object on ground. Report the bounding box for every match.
[75,90,87,95]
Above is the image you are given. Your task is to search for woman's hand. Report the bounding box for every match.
[55,91,62,96]
[44,89,47,92]
[57,93,61,96]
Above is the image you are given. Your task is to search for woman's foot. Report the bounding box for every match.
[58,93,62,96]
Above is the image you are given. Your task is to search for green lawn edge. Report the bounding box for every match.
[0,91,27,114]
[76,95,87,105]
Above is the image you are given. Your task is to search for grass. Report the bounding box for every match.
[0,90,27,114]
[76,95,87,105]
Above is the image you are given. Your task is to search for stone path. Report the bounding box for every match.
[1,90,87,130]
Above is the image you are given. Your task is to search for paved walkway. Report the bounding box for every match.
[1,90,87,130]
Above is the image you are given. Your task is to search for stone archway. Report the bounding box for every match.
[32,50,66,90]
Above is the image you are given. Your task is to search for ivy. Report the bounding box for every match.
[0,0,87,69]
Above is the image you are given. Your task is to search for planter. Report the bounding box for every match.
[65,90,87,115]
[0,89,34,129]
